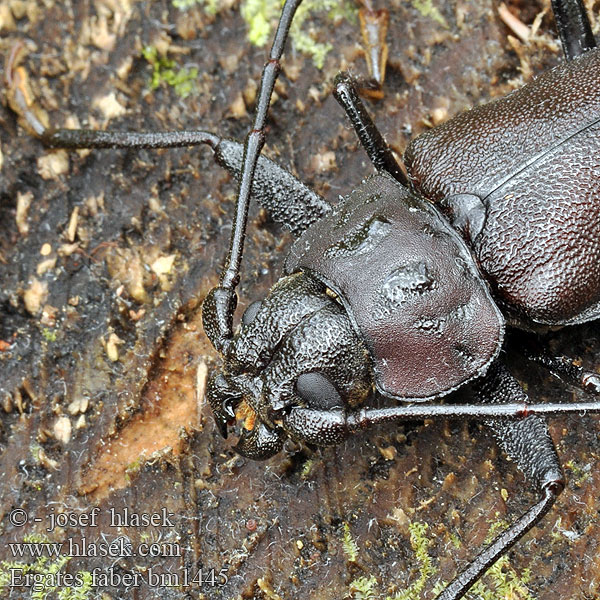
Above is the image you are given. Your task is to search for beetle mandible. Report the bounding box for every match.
[7,0,600,598]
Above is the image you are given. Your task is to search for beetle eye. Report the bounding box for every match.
[295,372,342,410]
[241,300,262,326]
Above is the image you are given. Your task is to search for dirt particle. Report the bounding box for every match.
[92,91,127,120]
[36,257,57,276]
[53,416,72,444]
[37,150,69,180]
[23,278,48,315]
[105,332,124,362]
[67,206,79,242]
[310,150,337,173]
[16,191,33,235]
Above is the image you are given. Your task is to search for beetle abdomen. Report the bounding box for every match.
[285,174,505,401]
[476,124,600,325]
[405,49,600,327]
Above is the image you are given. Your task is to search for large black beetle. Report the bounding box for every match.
[9,0,600,598]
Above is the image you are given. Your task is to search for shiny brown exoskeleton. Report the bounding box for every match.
[407,48,600,327]
[10,1,600,598]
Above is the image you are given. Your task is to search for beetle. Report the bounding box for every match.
[6,0,600,598]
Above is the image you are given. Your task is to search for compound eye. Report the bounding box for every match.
[295,372,342,410]
[241,300,262,326]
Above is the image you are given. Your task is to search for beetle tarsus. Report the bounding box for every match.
[435,481,562,600]
[517,336,600,397]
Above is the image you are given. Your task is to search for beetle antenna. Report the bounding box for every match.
[202,0,303,354]
[220,0,303,291]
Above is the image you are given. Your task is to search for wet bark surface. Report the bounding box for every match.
[0,1,599,599]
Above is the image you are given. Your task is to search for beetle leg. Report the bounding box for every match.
[517,337,600,396]
[333,72,408,186]
[434,363,565,599]
[39,128,331,236]
[40,128,329,236]
[551,0,596,61]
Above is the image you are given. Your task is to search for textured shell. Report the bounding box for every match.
[405,48,600,327]
[285,174,505,401]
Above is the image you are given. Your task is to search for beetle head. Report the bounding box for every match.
[203,273,374,459]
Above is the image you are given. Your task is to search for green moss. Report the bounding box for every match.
[342,522,359,562]
[0,556,93,600]
[170,1,356,72]
[57,570,93,600]
[30,443,41,462]
[350,575,378,599]
[125,456,144,481]
[0,534,93,599]
[141,46,198,98]
[387,522,436,600]
[172,0,220,13]
[300,457,315,480]
[565,459,592,486]
[484,514,508,542]
[410,0,447,27]
[240,0,356,68]
[42,328,57,342]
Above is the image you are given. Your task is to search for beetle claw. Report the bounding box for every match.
[206,373,242,439]
[214,412,230,439]
[233,423,285,460]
